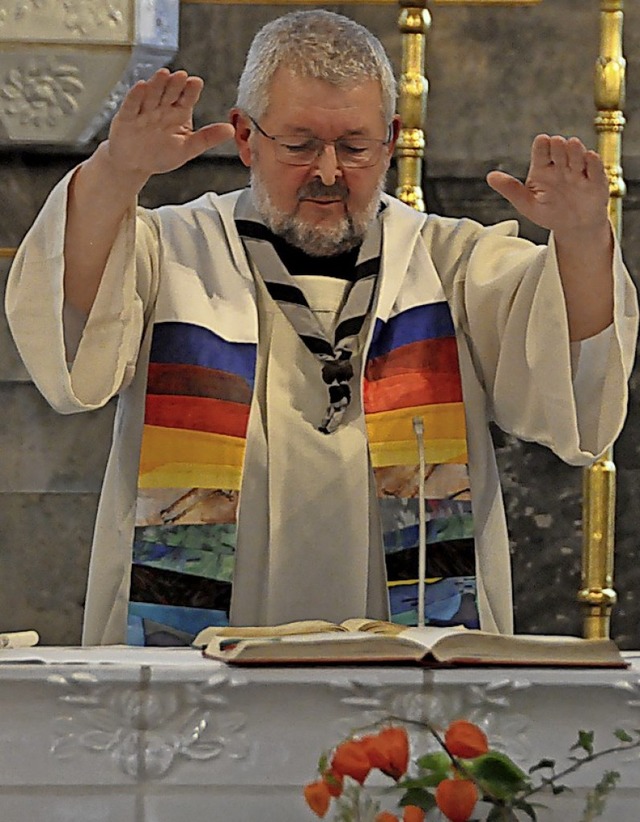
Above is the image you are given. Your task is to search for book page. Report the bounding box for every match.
[193,619,346,647]
[340,618,407,635]
[409,629,625,666]
[207,630,426,664]
[401,625,469,647]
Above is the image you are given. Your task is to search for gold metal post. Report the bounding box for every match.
[578,0,625,639]
[395,1,430,211]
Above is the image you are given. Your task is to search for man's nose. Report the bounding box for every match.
[313,143,343,185]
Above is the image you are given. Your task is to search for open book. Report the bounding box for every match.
[193,618,627,668]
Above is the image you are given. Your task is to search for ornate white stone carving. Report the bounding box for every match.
[1,58,83,130]
[47,670,251,778]
[333,676,534,765]
[0,0,178,143]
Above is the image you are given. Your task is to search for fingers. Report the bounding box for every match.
[585,150,608,184]
[159,70,190,107]
[137,69,170,114]
[175,76,205,111]
[118,76,153,120]
[184,123,236,161]
[530,133,600,178]
[530,133,552,169]
[486,170,531,211]
[566,138,587,173]
[119,68,204,120]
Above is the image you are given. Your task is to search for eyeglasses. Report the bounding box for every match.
[247,115,392,169]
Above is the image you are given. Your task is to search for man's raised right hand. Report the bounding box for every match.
[63,67,235,314]
[104,68,235,181]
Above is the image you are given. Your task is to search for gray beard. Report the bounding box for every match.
[249,168,385,257]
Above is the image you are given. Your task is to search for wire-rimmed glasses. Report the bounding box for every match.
[247,115,392,168]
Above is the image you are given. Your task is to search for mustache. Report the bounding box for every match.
[297,180,348,201]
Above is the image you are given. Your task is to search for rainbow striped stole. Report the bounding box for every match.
[126,279,479,645]
[364,301,479,628]
[128,321,257,646]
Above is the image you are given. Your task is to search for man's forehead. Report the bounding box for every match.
[269,65,381,93]
[263,69,386,133]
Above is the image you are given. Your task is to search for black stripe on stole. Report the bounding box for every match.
[301,335,335,356]
[334,314,367,343]
[352,256,381,282]
[264,281,310,306]
[235,219,273,242]
[386,538,476,580]
[130,564,232,613]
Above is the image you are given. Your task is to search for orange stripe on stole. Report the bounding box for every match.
[145,394,250,439]
[364,337,463,413]
[139,426,245,490]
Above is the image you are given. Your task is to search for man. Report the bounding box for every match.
[5,11,637,646]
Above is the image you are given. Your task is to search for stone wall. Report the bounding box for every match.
[1,0,639,646]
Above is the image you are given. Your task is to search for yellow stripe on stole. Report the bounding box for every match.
[366,403,468,468]
[138,425,245,490]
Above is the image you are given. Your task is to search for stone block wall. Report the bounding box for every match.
[1,0,639,646]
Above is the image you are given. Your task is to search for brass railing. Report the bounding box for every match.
[579,0,625,639]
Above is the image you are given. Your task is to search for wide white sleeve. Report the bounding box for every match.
[428,216,638,465]
[5,169,159,414]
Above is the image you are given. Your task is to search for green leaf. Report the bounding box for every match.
[614,728,633,743]
[397,777,439,791]
[528,758,555,774]
[417,772,450,788]
[512,798,539,821]
[398,787,436,812]
[466,752,530,800]
[582,770,621,819]
[415,751,451,786]
[416,751,450,772]
[570,730,594,756]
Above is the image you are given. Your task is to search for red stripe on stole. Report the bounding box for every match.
[147,362,252,405]
[364,336,463,413]
[144,394,250,438]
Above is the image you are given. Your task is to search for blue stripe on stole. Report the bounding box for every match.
[150,322,257,386]
[368,303,455,360]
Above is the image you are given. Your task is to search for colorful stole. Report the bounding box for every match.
[127,202,478,645]
[364,304,478,628]
[128,323,256,646]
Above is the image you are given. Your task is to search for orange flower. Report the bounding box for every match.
[362,727,410,780]
[402,806,426,822]
[374,813,399,822]
[331,739,372,784]
[444,720,489,759]
[435,778,479,822]
[322,768,343,797]
[303,779,331,818]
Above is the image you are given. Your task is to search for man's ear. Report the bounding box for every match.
[387,114,402,157]
[230,108,253,167]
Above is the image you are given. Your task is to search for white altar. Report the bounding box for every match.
[1,647,640,821]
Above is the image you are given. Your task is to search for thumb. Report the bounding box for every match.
[184,122,236,161]
[486,170,531,212]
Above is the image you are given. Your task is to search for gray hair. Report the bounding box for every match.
[236,10,396,123]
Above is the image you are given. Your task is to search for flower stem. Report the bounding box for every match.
[520,738,640,801]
